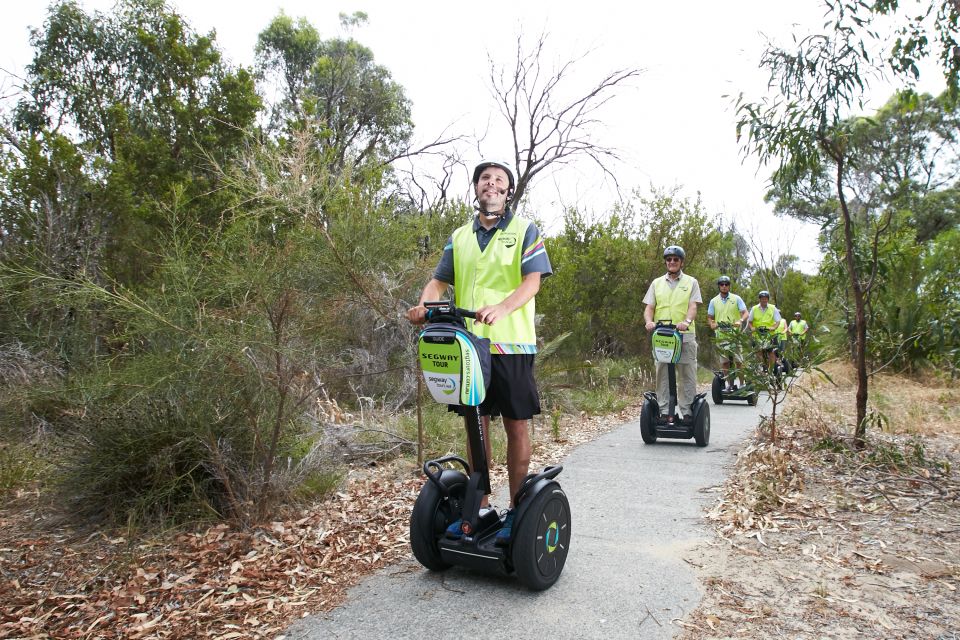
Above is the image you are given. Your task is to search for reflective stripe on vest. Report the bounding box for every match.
[751,304,777,329]
[653,273,695,333]
[452,216,536,353]
[710,293,742,325]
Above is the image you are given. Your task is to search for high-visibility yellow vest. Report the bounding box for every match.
[653,273,695,334]
[452,216,537,353]
[751,304,777,330]
[710,293,743,325]
[789,319,809,340]
[775,318,788,338]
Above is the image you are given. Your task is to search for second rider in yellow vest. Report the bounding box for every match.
[707,275,749,391]
[643,245,703,424]
[747,290,782,370]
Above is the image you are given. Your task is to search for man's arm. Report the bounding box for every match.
[679,299,698,332]
[475,272,541,325]
[406,278,450,325]
[644,303,656,329]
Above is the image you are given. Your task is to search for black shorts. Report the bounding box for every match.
[451,354,541,420]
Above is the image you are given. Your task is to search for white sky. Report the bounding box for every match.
[0,0,949,273]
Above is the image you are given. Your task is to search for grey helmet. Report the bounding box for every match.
[758,290,770,299]
[717,275,731,286]
[663,245,685,260]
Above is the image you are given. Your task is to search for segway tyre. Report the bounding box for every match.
[512,485,571,591]
[640,399,658,444]
[694,403,711,447]
[748,392,759,407]
[711,375,724,405]
[410,470,467,571]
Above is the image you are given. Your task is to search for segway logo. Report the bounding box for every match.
[421,352,460,369]
[426,375,457,395]
[545,521,560,553]
[498,233,518,248]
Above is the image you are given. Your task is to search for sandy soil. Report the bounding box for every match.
[677,364,960,639]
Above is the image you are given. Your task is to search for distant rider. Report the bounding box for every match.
[747,290,782,371]
[706,275,748,391]
[789,311,809,350]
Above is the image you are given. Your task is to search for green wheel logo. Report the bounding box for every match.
[545,521,559,553]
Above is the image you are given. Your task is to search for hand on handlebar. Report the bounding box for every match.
[474,303,508,325]
[407,304,428,325]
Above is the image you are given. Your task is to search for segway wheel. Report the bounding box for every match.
[640,399,657,444]
[410,470,466,571]
[694,402,710,447]
[512,485,571,591]
[711,375,724,405]
[747,392,759,407]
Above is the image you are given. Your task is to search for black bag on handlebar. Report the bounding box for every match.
[418,320,491,406]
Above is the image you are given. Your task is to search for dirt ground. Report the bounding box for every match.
[678,363,960,639]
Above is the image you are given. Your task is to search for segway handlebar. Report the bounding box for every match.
[423,301,477,321]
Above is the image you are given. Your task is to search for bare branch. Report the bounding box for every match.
[486,31,642,207]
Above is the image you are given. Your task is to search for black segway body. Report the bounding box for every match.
[409,302,570,590]
[711,371,759,406]
[639,324,710,446]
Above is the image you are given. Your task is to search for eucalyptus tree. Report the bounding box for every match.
[736,6,887,446]
[7,0,259,282]
[256,12,413,178]
[736,0,959,445]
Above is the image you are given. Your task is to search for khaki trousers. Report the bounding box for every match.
[656,340,698,417]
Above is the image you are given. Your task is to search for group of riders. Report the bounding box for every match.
[707,276,809,390]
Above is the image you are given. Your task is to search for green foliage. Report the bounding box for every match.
[256,12,413,173]
[2,0,260,365]
[295,468,346,502]
[868,0,960,100]
[537,186,736,359]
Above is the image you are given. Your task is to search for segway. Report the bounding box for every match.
[639,322,710,446]
[409,302,571,591]
[711,372,759,406]
[711,323,758,405]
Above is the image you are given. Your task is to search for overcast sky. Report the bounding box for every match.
[1,1,948,273]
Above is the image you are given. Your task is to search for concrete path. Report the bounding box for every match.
[284,396,762,640]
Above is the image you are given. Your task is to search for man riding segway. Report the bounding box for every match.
[747,290,782,372]
[643,245,702,424]
[406,159,570,590]
[789,311,809,351]
[707,275,748,391]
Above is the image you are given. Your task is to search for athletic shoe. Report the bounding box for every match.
[681,414,695,426]
[445,519,463,539]
[495,510,515,545]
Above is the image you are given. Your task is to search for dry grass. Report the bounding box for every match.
[681,362,960,639]
[791,359,960,437]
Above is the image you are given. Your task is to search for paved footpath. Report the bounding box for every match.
[285,396,762,640]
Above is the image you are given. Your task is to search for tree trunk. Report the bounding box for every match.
[836,159,868,448]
